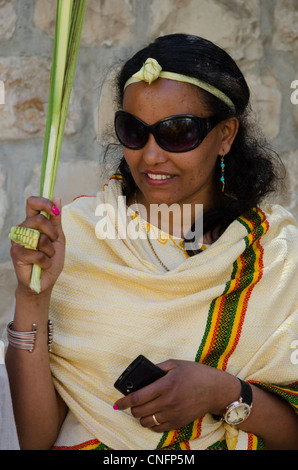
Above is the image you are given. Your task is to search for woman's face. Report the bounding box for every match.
[122,78,237,212]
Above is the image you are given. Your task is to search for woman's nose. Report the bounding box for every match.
[142,134,168,165]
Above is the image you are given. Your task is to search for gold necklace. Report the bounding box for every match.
[134,193,170,272]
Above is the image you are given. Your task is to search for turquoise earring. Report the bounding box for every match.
[220,155,225,193]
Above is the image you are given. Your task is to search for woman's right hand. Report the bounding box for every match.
[10,196,65,297]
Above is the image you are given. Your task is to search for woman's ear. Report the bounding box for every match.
[219,117,239,155]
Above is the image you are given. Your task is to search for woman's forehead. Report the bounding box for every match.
[122,78,209,121]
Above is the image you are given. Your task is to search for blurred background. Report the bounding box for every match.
[1,0,298,333]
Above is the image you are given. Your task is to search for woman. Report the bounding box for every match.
[6,34,298,450]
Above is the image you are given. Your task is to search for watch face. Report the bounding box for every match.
[225,403,251,425]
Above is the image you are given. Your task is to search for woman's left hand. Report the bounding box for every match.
[113,359,240,432]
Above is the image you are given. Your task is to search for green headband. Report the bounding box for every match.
[124,58,236,113]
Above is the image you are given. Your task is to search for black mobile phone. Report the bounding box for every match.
[114,355,166,395]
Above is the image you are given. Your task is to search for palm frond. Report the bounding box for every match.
[30,0,86,293]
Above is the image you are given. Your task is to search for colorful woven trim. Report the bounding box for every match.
[205,435,264,451]
[53,439,110,450]
[52,434,264,451]
[250,381,298,415]
[157,416,204,450]
[195,207,269,369]
[103,172,124,191]
[157,207,269,450]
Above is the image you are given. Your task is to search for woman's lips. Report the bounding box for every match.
[144,171,176,185]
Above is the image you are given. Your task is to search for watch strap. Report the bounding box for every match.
[212,378,252,421]
[239,378,252,405]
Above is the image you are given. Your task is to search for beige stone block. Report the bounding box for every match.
[0,56,82,140]
[34,0,134,46]
[0,164,8,237]
[0,262,16,337]
[293,107,298,133]
[246,74,282,140]
[24,159,103,206]
[55,160,104,203]
[278,150,298,220]
[292,80,298,130]
[95,66,120,146]
[0,0,17,40]
[149,0,262,63]
[273,0,298,52]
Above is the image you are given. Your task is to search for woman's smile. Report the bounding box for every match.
[143,170,177,185]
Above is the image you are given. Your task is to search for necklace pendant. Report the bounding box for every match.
[134,192,170,272]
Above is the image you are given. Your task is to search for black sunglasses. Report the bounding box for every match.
[114,111,219,153]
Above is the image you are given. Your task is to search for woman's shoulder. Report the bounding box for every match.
[260,203,298,231]
[62,194,99,214]
[61,194,101,232]
[259,202,298,250]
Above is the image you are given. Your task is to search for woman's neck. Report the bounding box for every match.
[128,190,221,244]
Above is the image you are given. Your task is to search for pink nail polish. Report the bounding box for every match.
[113,404,119,410]
[52,205,60,216]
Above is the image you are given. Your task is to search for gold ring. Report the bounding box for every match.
[152,414,161,426]
[9,226,40,251]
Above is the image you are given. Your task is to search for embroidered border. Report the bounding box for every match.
[53,439,110,450]
[250,381,298,415]
[157,208,269,450]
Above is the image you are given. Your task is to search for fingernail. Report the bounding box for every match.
[113,404,119,410]
[52,205,60,216]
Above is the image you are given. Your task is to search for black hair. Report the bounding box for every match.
[112,34,284,245]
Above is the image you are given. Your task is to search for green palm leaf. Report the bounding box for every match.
[30,0,86,293]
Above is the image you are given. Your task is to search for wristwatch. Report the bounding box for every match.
[222,378,253,426]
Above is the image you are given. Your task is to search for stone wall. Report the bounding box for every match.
[0,0,298,333]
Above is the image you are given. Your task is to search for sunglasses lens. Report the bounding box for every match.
[115,113,147,149]
[157,117,204,152]
[115,112,213,152]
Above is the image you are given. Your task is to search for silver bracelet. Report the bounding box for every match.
[47,320,53,352]
[7,320,53,353]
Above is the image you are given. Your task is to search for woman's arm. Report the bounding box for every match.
[238,381,298,450]
[114,360,298,450]
[6,196,67,449]
[5,290,68,449]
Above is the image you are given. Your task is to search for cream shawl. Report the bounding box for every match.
[50,174,298,450]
